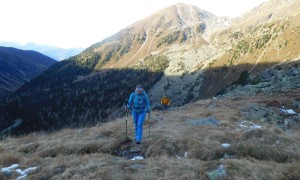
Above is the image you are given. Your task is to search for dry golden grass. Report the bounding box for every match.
[0,152,21,167]
[0,91,300,179]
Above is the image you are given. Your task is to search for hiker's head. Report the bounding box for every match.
[135,84,144,94]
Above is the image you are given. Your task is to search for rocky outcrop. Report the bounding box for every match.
[222,60,300,97]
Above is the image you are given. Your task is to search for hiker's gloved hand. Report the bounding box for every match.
[125,105,132,110]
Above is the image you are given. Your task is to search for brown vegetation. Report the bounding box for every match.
[1,90,299,179]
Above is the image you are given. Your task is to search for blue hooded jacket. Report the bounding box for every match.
[127,91,150,113]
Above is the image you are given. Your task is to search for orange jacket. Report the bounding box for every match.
[161,97,170,105]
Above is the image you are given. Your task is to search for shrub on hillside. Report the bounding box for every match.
[237,71,250,86]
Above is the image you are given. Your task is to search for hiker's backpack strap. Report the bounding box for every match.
[127,92,135,109]
[129,92,150,112]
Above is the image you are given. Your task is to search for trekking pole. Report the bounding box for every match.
[148,112,151,138]
[125,109,128,140]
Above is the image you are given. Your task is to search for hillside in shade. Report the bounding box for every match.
[0,46,57,98]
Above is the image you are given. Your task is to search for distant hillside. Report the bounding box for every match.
[0,42,84,61]
[0,46,57,97]
[0,0,300,135]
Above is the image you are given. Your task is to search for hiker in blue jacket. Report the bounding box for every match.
[127,84,151,144]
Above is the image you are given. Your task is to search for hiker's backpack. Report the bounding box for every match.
[127,92,149,112]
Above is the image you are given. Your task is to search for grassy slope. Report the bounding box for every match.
[1,90,300,179]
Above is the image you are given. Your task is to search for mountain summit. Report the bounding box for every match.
[77,3,230,69]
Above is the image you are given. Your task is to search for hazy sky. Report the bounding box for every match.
[0,0,267,49]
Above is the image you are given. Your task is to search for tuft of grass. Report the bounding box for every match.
[216,131,242,144]
[263,99,282,107]
[78,143,104,154]
[175,137,224,161]
[146,137,179,157]
[225,155,300,179]
[202,111,213,117]
[38,142,109,158]
[19,143,40,154]
[283,162,300,180]
[0,152,21,166]
[130,156,204,179]
[227,143,297,163]
[22,154,42,167]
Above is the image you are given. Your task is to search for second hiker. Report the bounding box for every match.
[161,96,170,110]
[127,84,151,144]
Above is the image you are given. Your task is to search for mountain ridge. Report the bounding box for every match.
[0,41,84,61]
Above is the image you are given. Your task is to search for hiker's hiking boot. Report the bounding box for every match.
[136,141,141,145]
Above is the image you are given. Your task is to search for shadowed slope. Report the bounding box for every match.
[0,47,57,98]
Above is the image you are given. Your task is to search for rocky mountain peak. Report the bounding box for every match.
[80,3,231,69]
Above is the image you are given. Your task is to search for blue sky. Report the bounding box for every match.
[0,0,266,49]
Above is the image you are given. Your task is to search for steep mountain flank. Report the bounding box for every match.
[197,0,300,99]
[77,3,230,69]
[0,47,57,98]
